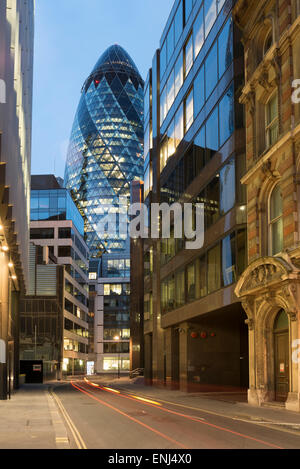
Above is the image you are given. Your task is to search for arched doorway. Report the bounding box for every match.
[274,309,289,402]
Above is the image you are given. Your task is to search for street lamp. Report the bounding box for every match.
[113,335,120,379]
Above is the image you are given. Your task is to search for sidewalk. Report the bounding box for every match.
[0,384,70,449]
[87,375,300,432]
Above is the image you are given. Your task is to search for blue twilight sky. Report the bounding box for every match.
[31,0,174,179]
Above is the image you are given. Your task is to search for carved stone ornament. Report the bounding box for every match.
[235,257,296,298]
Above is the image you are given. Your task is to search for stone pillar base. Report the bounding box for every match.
[286,392,300,412]
[247,388,275,406]
[248,388,260,407]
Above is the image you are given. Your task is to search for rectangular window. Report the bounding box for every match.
[185,90,194,133]
[194,126,206,174]
[205,42,218,98]
[206,107,219,155]
[204,0,217,37]
[222,232,236,287]
[174,3,183,45]
[175,104,184,147]
[144,123,150,159]
[185,0,193,23]
[219,85,234,146]
[58,246,72,257]
[174,52,183,97]
[167,72,175,112]
[167,120,176,158]
[175,270,185,308]
[30,228,54,239]
[187,263,196,302]
[167,22,175,63]
[194,65,205,117]
[194,7,204,58]
[160,138,168,170]
[58,227,71,239]
[220,157,235,215]
[160,41,167,79]
[266,93,279,148]
[197,255,207,298]
[206,176,220,227]
[207,243,221,294]
[218,18,233,78]
[160,86,167,123]
[184,35,193,78]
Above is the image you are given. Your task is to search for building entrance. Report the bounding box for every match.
[274,310,289,402]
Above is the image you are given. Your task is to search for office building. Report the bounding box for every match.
[20,175,89,376]
[143,0,248,391]
[0,0,34,398]
[234,0,300,411]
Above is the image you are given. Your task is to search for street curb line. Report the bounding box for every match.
[46,390,70,449]
[50,387,87,450]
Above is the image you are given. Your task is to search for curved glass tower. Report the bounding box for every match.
[64,45,144,258]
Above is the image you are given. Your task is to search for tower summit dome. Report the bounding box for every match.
[83,44,143,94]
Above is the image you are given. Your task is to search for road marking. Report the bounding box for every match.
[50,387,87,450]
[72,381,189,449]
[78,381,283,449]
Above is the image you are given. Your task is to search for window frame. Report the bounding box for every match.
[265,91,279,149]
[268,183,283,256]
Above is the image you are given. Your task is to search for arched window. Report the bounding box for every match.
[274,309,289,332]
[269,185,283,255]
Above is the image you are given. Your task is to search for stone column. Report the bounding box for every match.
[179,322,190,392]
[286,312,300,412]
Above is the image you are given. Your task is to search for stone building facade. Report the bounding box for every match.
[234,0,300,411]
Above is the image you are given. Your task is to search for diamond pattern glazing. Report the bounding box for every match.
[64,45,144,257]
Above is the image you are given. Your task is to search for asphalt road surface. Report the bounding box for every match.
[52,379,300,449]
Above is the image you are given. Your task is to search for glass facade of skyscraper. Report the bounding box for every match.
[64,45,144,258]
[64,45,144,374]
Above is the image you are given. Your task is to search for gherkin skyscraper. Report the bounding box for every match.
[64,45,144,374]
[64,45,144,258]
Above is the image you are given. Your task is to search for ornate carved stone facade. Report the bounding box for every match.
[234,0,300,411]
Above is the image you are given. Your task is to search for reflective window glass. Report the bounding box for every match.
[194,65,205,117]
[207,243,221,294]
[174,52,183,97]
[175,104,184,147]
[220,157,235,215]
[174,3,183,45]
[185,90,194,133]
[205,42,218,98]
[184,35,193,78]
[175,270,185,307]
[187,263,196,302]
[219,85,234,146]
[222,232,236,286]
[167,23,175,63]
[194,7,204,58]
[204,0,217,37]
[160,41,167,79]
[194,126,206,174]
[218,18,233,78]
[206,107,219,154]
[167,72,175,112]
[168,120,176,158]
[185,0,193,22]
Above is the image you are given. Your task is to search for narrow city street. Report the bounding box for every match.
[52,379,300,450]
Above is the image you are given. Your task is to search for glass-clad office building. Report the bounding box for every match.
[143,0,249,391]
[64,45,144,374]
[64,44,144,258]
